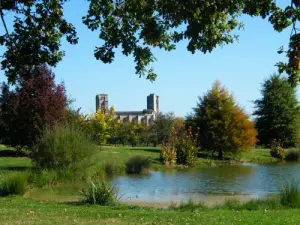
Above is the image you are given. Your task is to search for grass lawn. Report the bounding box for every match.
[95,146,278,169]
[1,197,300,225]
[0,145,294,225]
[0,146,278,179]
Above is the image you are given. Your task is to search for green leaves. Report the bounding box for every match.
[191,81,257,159]
[0,0,299,84]
[254,74,300,147]
[83,0,244,81]
[1,0,78,84]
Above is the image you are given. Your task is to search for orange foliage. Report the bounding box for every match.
[231,109,257,152]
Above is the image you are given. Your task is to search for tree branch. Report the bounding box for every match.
[0,9,9,35]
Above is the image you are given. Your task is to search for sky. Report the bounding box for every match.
[0,0,296,118]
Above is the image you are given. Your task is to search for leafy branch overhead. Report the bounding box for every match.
[0,0,299,84]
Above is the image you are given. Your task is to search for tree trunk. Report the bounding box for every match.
[218,149,223,160]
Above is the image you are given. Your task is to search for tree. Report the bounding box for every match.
[253,74,300,147]
[150,112,176,146]
[0,65,67,150]
[88,106,117,146]
[0,1,299,85]
[191,81,257,159]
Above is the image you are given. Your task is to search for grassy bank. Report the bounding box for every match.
[96,146,279,169]
[1,197,300,225]
[0,145,300,224]
[0,146,280,180]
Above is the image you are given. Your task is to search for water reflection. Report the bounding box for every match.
[112,162,300,203]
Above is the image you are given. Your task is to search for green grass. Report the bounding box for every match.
[0,145,300,224]
[240,148,278,163]
[0,174,28,196]
[95,147,277,169]
[280,179,300,208]
[1,197,300,224]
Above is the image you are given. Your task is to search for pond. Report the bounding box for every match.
[112,162,300,205]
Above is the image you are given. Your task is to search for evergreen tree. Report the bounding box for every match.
[254,74,300,147]
[192,81,257,159]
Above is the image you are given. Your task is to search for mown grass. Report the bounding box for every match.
[2,197,300,225]
[1,145,300,224]
[96,146,279,170]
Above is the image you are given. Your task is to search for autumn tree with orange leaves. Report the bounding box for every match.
[190,81,257,160]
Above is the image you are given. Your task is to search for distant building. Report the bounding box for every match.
[95,94,108,113]
[95,93,159,125]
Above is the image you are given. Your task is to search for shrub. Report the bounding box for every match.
[270,139,286,160]
[104,162,125,176]
[80,179,117,205]
[27,169,76,187]
[160,125,198,167]
[0,174,28,196]
[280,180,300,208]
[32,123,96,170]
[125,155,151,174]
[176,136,197,167]
[285,150,300,161]
[160,142,177,165]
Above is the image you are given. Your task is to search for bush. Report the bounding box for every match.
[80,179,117,205]
[33,123,96,170]
[125,155,151,174]
[280,180,300,208]
[104,162,125,176]
[270,140,286,160]
[0,174,28,196]
[160,125,198,167]
[160,143,177,166]
[27,169,76,187]
[285,150,300,161]
[176,137,197,166]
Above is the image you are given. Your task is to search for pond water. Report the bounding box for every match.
[112,163,300,205]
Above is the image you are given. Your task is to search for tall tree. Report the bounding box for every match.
[254,74,300,147]
[0,65,67,150]
[0,1,299,84]
[150,112,176,145]
[191,81,257,159]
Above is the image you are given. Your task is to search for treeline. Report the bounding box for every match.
[67,108,179,147]
[0,65,299,165]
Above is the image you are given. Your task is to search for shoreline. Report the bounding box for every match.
[120,193,266,208]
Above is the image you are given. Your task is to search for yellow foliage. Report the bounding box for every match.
[87,106,116,145]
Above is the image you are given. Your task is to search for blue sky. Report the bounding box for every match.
[0,1,296,117]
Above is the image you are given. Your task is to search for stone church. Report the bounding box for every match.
[96,93,159,125]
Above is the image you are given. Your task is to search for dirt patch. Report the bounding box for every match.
[100,151,119,154]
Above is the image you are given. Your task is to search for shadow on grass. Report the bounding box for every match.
[130,148,160,153]
[65,201,87,206]
[197,151,232,161]
[0,149,28,157]
[0,166,31,171]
